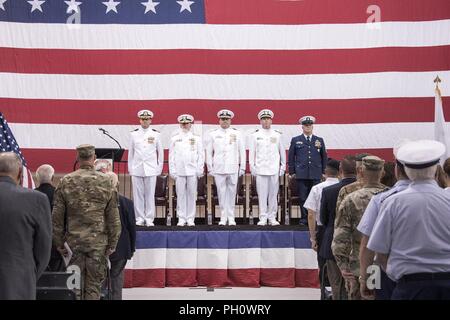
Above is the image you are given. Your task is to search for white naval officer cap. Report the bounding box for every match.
[137,109,154,119]
[393,139,412,158]
[299,115,316,125]
[396,139,446,169]
[177,114,194,124]
[217,109,234,119]
[258,109,274,120]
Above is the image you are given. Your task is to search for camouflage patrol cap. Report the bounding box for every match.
[76,144,95,159]
[362,156,384,171]
[355,153,371,162]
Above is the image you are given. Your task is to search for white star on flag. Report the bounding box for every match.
[64,0,82,14]
[102,0,120,14]
[177,0,194,13]
[27,0,46,13]
[141,0,159,14]
[0,0,7,11]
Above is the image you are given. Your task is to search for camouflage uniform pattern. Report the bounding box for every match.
[334,181,363,228]
[52,164,121,300]
[332,182,386,300]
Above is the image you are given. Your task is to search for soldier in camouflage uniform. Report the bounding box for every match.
[52,144,121,300]
[334,153,370,227]
[332,156,387,300]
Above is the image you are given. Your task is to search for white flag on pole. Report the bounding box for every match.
[434,85,450,163]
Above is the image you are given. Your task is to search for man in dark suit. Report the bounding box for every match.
[288,115,327,225]
[0,152,52,299]
[35,164,56,209]
[35,164,64,272]
[104,172,136,300]
[319,155,357,300]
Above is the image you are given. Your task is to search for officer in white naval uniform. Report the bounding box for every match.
[206,109,246,226]
[128,110,164,226]
[169,114,204,227]
[248,109,286,226]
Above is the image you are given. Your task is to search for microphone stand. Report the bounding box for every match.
[101,130,123,150]
[99,130,124,169]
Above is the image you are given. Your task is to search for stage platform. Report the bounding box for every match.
[124,226,319,289]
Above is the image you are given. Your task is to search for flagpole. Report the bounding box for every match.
[433,75,449,162]
[434,75,441,96]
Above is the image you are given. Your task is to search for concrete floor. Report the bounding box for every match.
[123,287,320,300]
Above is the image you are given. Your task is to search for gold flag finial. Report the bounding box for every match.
[434,75,441,89]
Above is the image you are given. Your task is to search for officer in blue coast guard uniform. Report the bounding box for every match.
[367,139,450,300]
[288,116,327,225]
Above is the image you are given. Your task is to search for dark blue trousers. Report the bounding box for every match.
[375,268,396,300]
[391,279,450,300]
[297,179,321,220]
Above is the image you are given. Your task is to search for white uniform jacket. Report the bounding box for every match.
[249,128,286,176]
[128,127,164,176]
[206,127,246,175]
[169,130,204,177]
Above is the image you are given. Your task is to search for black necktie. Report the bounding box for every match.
[307,136,310,143]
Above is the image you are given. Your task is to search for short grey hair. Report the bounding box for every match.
[36,164,55,184]
[94,159,111,172]
[0,152,21,176]
[405,164,437,181]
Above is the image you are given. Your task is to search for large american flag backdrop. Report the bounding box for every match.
[0,0,449,173]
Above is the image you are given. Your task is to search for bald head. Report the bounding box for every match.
[0,152,22,184]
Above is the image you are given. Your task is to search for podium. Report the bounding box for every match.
[95,148,124,162]
[95,148,125,172]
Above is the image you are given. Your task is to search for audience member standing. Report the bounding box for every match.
[104,172,136,300]
[320,155,357,300]
[332,156,386,300]
[35,164,56,209]
[53,144,121,300]
[303,158,339,298]
[0,152,52,299]
[358,144,411,300]
[368,140,450,300]
[444,158,450,191]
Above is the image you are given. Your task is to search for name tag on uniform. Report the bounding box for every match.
[229,134,236,144]
[147,137,155,144]
[296,141,303,145]
[270,137,277,143]
[257,137,263,140]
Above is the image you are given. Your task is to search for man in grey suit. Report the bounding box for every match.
[0,152,52,300]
